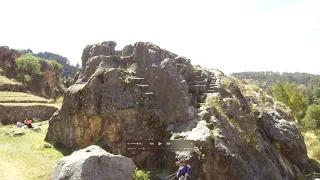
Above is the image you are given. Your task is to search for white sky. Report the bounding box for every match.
[1,0,319,74]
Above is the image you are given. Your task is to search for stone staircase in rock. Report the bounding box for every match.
[126,77,157,108]
[192,70,221,108]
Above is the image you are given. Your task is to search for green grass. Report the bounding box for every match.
[0,121,65,180]
[0,75,22,85]
[55,96,64,105]
[303,130,320,163]
[0,91,50,103]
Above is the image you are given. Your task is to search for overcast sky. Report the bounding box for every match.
[1,0,319,74]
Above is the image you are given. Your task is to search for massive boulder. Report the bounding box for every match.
[46,41,319,180]
[51,145,136,180]
[0,46,20,78]
[46,41,195,167]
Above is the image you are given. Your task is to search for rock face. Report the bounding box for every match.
[46,41,320,180]
[0,46,21,78]
[51,145,136,180]
[40,60,57,98]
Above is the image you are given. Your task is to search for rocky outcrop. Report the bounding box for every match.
[168,76,320,180]
[46,41,319,180]
[0,46,21,78]
[39,60,56,98]
[51,145,136,180]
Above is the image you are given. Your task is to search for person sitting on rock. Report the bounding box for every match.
[27,120,33,129]
[176,159,192,180]
[16,121,24,128]
[24,118,29,125]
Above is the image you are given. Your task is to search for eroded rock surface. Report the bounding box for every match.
[0,46,21,78]
[46,41,319,180]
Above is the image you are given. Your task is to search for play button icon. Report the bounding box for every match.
[158,141,162,146]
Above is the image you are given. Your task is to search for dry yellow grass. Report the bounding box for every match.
[0,103,61,109]
[0,76,22,85]
[0,91,51,103]
[304,130,320,163]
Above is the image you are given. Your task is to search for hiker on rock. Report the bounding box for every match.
[176,159,192,180]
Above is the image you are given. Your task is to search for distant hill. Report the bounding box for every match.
[232,71,320,104]
[19,49,79,78]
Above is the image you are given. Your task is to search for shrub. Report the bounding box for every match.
[126,64,137,75]
[193,65,201,71]
[134,169,150,180]
[273,81,308,119]
[302,104,320,129]
[48,60,64,79]
[206,95,224,115]
[16,53,42,85]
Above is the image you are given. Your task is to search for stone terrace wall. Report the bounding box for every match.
[0,104,59,125]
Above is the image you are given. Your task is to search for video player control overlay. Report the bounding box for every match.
[125,140,196,152]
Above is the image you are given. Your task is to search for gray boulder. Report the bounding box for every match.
[51,145,136,180]
[7,131,25,136]
[258,110,315,173]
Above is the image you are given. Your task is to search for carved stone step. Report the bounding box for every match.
[127,77,144,84]
[135,84,149,91]
[194,71,201,76]
[195,76,207,81]
[136,84,149,87]
[205,90,216,93]
[193,85,207,91]
[194,81,206,85]
[144,92,154,95]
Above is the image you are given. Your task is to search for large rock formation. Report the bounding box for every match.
[51,145,136,180]
[0,46,21,78]
[46,41,320,180]
[39,60,57,99]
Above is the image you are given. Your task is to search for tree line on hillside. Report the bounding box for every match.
[18,49,79,78]
[232,71,320,104]
[233,71,320,131]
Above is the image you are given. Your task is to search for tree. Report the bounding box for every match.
[48,60,64,79]
[16,53,42,84]
[273,81,308,119]
[302,104,320,129]
[273,82,289,105]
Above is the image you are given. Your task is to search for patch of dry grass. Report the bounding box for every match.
[303,130,320,163]
[0,91,50,103]
[55,96,64,105]
[0,103,61,108]
[0,121,65,180]
[0,76,22,85]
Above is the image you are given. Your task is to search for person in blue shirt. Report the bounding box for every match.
[176,159,192,180]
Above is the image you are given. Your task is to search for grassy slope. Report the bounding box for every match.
[0,76,22,85]
[0,91,50,103]
[303,130,320,163]
[0,121,64,180]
